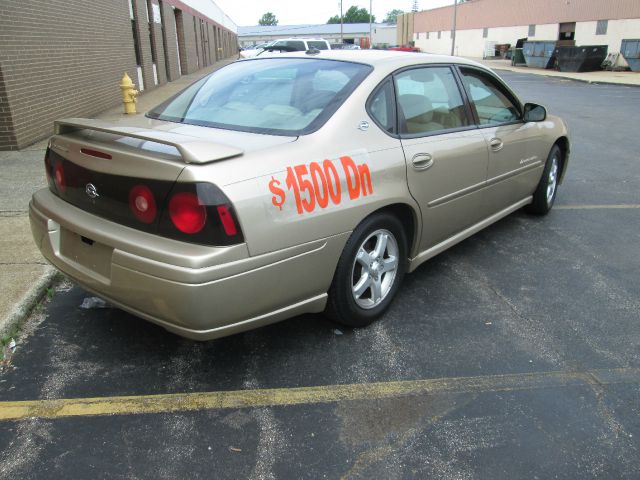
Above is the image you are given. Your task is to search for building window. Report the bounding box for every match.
[483,27,488,38]
[437,31,441,39]
[528,24,536,37]
[146,0,157,64]
[129,0,143,67]
[426,32,429,39]
[596,19,608,35]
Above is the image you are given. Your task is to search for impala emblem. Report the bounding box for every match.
[85,183,99,199]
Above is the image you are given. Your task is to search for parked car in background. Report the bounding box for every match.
[388,46,421,52]
[30,51,569,340]
[258,38,331,54]
[242,39,331,58]
[239,42,273,58]
[331,43,361,50]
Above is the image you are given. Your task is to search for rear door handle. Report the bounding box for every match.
[412,153,434,171]
[489,138,504,151]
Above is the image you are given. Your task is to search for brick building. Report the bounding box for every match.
[0,0,238,150]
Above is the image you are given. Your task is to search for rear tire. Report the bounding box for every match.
[526,144,562,215]
[325,212,408,328]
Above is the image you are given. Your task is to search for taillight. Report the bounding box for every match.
[168,192,207,234]
[159,183,244,246]
[54,160,66,193]
[41,147,243,247]
[128,185,157,224]
[44,148,53,187]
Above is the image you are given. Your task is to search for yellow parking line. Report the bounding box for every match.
[1,368,638,422]
[555,204,640,209]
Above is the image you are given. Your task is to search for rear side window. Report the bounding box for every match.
[394,66,469,135]
[275,40,306,51]
[459,68,521,125]
[307,41,329,50]
[147,58,372,136]
[367,80,396,134]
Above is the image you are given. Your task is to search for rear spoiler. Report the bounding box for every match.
[54,118,243,164]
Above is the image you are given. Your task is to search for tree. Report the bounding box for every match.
[383,9,404,24]
[327,6,375,24]
[258,12,278,26]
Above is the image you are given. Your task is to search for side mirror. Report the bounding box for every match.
[523,103,547,122]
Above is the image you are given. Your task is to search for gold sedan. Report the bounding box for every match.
[30,51,569,339]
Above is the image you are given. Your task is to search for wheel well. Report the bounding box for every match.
[376,203,418,257]
[554,136,569,183]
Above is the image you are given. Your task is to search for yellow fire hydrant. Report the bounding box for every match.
[120,73,139,115]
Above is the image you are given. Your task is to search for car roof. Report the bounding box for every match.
[247,49,486,72]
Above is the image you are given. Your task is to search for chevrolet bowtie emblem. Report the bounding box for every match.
[85,183,99,199]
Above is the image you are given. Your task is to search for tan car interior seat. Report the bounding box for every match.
[397,94,443,134]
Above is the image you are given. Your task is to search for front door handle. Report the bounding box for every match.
[412,153,434,171]
[489,138,504,151]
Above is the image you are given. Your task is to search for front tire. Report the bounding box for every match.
[325,212,408,328]
[526,144,562,215]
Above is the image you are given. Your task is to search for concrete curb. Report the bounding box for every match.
[491,66,640,88]
[0,267,59,338]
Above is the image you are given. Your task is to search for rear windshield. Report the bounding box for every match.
[147,58,372,136]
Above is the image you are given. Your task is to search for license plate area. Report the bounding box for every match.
[60,227,113,281]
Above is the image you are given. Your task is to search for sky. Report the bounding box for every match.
[212,0,455,27]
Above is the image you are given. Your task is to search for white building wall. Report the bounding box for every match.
[529,23,560,41]
[373,26,397,46]
[575,18,640,52]
[415,24,560,56]
[415,19,640,58]
[451,29,484,56]
[181,0,237,32]
[414,30,454,55]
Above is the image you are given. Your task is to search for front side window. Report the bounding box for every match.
[459,68,521,125]
[147,58,372,135]
[394,67,469,135]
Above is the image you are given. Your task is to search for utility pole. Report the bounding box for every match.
[451,0,458,56]
[369,0,373,49]
[340,1,343,44]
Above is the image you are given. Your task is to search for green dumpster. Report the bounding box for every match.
[511,48,526,66]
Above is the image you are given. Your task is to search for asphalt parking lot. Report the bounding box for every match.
[1,72,639,479]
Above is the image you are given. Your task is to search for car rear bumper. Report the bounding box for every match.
[30,189,348,340]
